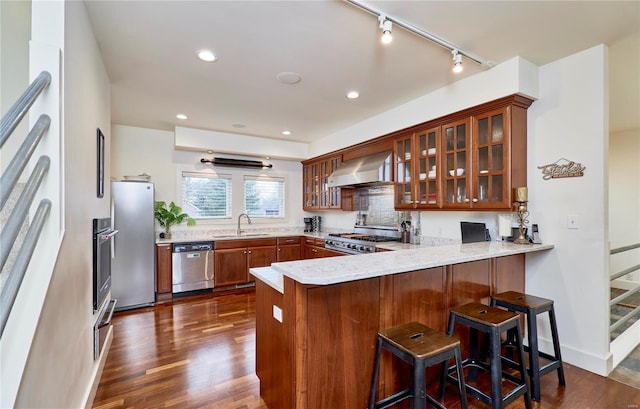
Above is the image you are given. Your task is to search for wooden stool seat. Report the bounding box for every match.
[448,302,521,327]
[491,291,565,401]
[442,303,532,409]
[369,321,468,409]
[492,291,554,310]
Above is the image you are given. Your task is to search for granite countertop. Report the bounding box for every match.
[265,241,553,286]
[156,230,326,244]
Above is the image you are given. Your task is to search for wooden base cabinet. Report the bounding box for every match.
[155,244,172,299]
[214,238,277,287]
[277,237,302,262]
[255,254,525,409]
[303,237,346,258]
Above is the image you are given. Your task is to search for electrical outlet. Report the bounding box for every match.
[273,305,283,323]
[567,215,579,229]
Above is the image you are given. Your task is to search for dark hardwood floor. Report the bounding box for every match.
[93,291,640,409]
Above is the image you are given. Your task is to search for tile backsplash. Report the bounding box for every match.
[355,185,409,227]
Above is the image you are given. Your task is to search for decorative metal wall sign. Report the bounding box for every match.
[537,158,585,180]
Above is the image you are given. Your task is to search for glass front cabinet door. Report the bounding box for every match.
[472,107,510,209]
[443,118,470,208]
[415,127,440,208]
[394,134,414,208]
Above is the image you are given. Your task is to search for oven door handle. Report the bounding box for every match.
[97,229,118,241]
[97,299,117,329]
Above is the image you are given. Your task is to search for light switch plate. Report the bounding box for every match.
[567,215,579,229]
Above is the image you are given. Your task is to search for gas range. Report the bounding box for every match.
[325,226,401,255]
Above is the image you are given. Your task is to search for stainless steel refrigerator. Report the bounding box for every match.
[110,181,155,310]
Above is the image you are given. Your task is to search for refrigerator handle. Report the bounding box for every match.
[111,197,116,259]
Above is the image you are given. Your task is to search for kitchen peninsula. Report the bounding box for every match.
[251,241,553,409]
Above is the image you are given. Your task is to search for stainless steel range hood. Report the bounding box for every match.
[328,151,393,188]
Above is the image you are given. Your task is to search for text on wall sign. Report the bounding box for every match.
[537,158,585,180]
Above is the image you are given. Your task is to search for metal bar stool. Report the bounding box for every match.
[491,291,565,401]
[441,302,532,409]
[369,321,468,409]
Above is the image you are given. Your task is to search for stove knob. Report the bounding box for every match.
[349,244,357,249]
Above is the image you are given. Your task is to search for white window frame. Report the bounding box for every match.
[180,171,232,219]
[243,175,286,219]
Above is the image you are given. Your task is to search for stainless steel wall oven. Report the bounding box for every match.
[92,217,118,311]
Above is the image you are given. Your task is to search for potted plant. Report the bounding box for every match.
[154,201,195,239]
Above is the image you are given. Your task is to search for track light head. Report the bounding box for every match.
[452,50,463,73]
[378,16,392,44]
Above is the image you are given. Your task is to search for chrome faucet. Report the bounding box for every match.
[236,213,252,235]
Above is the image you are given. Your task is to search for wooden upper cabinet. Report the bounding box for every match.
[442,118,471,208]
[471,106,510,209]
[394,126,442,209]
[304,94,533,212]
[390,95,532,211]
[303,155,354,211]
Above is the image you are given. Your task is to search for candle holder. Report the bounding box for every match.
[514,201,530,244]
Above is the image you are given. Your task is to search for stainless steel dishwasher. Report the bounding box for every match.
[172,242,214,293]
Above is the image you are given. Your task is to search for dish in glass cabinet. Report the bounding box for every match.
[449,168,465,176]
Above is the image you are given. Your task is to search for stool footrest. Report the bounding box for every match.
[373,389,411,409]
[539,360,563,377]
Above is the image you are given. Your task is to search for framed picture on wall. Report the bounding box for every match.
[97,128,104,198]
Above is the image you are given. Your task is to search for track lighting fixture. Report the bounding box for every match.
[346,0,491,69]
[452,50,463,73]
[378,16,392,44]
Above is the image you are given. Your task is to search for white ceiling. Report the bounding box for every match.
[84,1,640,144]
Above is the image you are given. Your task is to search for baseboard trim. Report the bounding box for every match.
[537,336,611,376]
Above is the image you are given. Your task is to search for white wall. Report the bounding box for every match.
[112,125,305,235]
[609,128,640,282]
[309,57,538,158]
[526,45,610,375]
[14,1,113,407]
[0,0,31,173]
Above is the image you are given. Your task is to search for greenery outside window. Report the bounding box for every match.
[181,171,232,218]
[244,175,285,218]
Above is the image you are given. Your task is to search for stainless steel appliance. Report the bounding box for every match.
[92,217,118,311]
[94,299,116,360]
[327,151,393,188]
[325,225,401,254]
[110,181,155,310]
[304,217,313,232]
[172,242,214,293]
[311,215,321,232]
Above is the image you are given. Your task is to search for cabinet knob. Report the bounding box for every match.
[248,250,252,254]
[278,248,281,251]
[244,250,247,254]
[472,198,478,203]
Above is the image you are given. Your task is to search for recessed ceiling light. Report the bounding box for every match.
[176,113,188,120]
[346,91,360,99]
[197,50,217,62]
[207,150,213,154]
[282,130,291,135]
[277,72,302,85]
[232,123,246,128]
